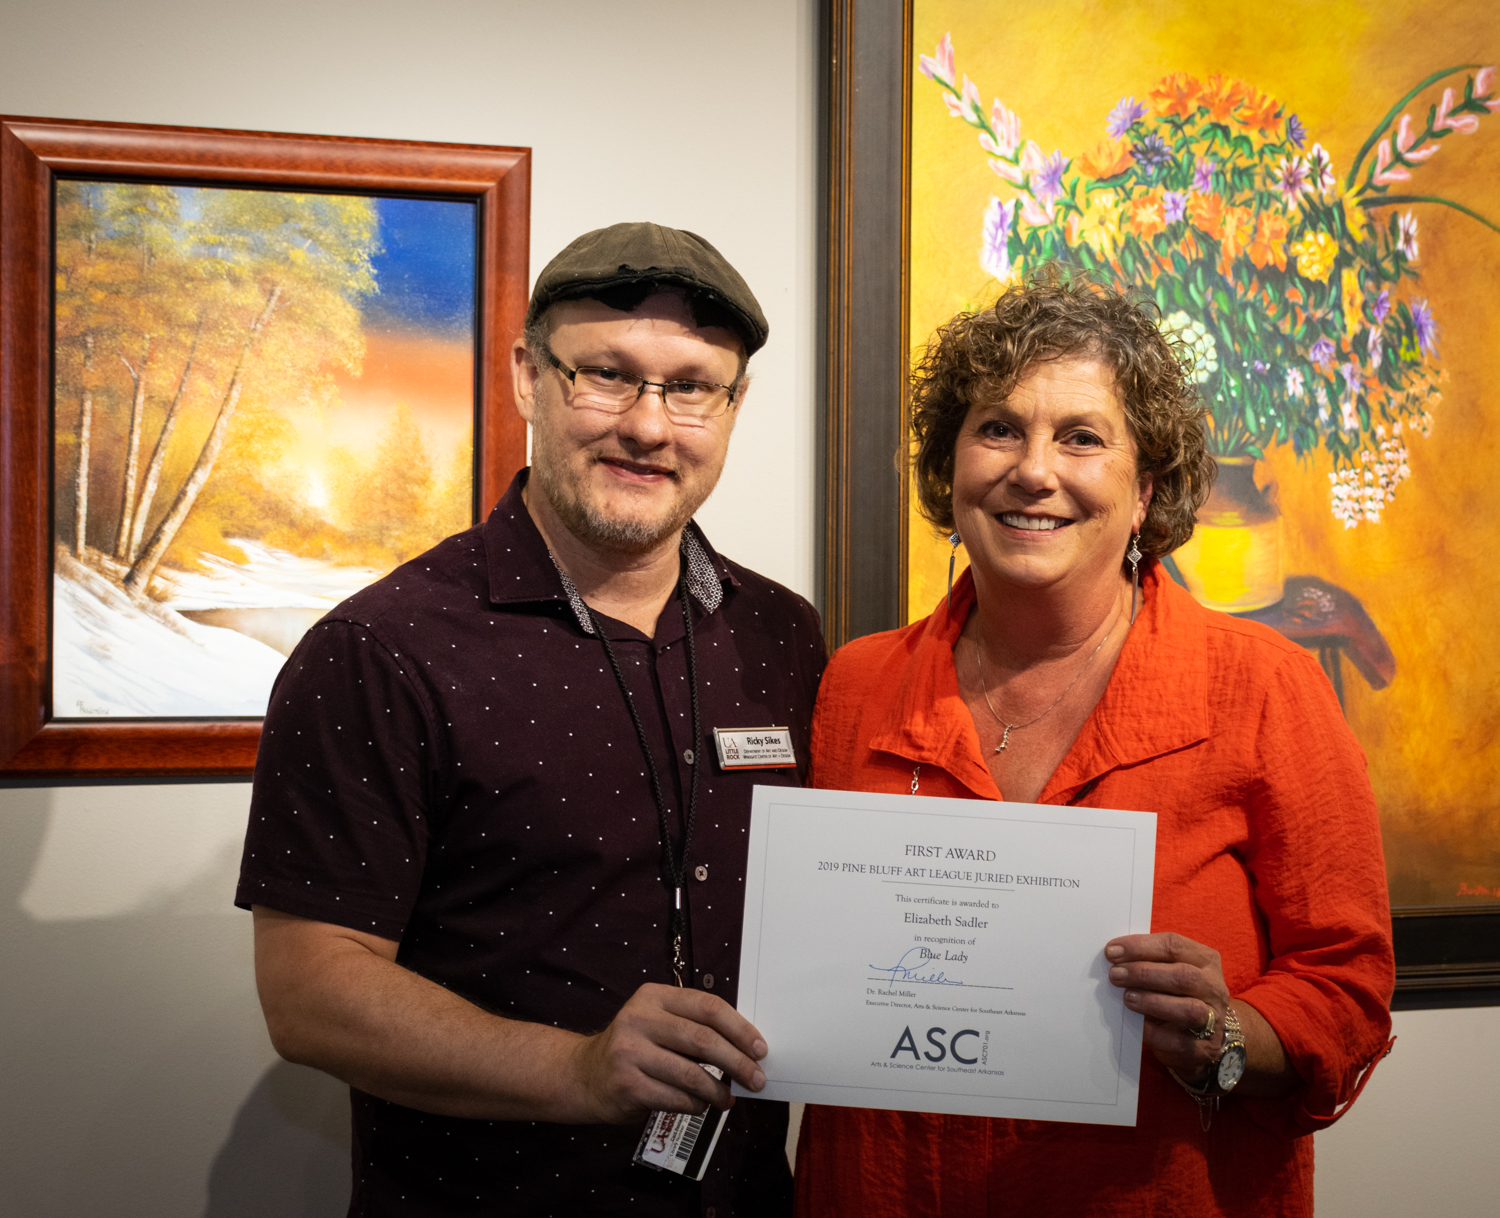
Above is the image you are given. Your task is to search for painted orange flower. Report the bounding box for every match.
[1238,87,1283,134]
[1077,137,1133,179]
[1247,209,1290,270]
[1218,205,1256,272]
[1127,191,1167,240]
[1150,72,1202,118]
[1187,191,1225,236]
[1202,75,1247,124]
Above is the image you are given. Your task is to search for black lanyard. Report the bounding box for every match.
[588,569,703,986]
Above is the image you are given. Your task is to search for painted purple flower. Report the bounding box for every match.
[1372,289,1391,323]
[1339,361,1361,393]
[1272,156,1310,207]
[1131,133,1171,177]
[1163,190,1187,223]
[1106,96,1147,139]
[980,195,1014,279]
[1253,360,1269,374]
[1031,149,1068,203]
[1287,114,1306,148]
[1411,299,1437,354]
[1191,158,1216,193]
[1309,337,1336,365]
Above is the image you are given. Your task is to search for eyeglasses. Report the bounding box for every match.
[542,349,739,422]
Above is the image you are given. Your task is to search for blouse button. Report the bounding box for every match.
[694,864,709,882]
[702,973,715,989]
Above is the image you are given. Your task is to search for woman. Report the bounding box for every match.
[794,275,1394,1217]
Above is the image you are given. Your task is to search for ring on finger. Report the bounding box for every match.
[1189,1007,1216,1041]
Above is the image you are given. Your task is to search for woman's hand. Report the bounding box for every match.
[1104,932,1301,1097]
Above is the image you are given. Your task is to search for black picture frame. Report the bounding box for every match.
[816,0,1499,1005]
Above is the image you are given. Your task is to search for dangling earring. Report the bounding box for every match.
[1127,533,1142,623]
[946,532,961,609]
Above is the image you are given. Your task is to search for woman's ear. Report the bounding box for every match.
[1133,473,1155,532]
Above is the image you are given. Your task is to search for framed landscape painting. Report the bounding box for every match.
[821,0,1500,997]
[0,117,529,777]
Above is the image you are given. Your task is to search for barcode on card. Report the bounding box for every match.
[672,1111,708,1162]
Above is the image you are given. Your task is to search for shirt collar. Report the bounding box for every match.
[867,561,1209,802]
[483,468,731,635]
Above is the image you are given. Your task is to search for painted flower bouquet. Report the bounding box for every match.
[921,35,1500,526]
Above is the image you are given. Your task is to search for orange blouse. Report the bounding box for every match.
[794,564,1394,1218]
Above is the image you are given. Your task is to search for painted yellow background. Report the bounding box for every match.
[909,0,1500,906]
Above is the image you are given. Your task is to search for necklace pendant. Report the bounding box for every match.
[996,725,1012,753]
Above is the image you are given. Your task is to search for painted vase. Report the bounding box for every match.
[1172,457,1285,613]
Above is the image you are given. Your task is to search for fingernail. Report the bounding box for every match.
[1105,945,1124,961]
[752,1039,768,1059]
[1125,991,1140,1005]
[1109,966,1126,982]
[751,1068,766,1090]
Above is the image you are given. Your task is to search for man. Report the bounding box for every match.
[237,223,825,1216]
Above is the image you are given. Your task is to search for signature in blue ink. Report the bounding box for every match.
[869,946,965,986]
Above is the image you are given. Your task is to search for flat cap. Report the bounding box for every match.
[527,222,768,355]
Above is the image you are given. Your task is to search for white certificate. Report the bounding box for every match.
[731,786,1156,1125]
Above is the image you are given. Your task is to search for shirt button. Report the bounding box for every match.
[694,864,709,882]
[702,973,715,989]
[683,748,696,765]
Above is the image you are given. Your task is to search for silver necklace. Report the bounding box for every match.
[974,619,1115,753]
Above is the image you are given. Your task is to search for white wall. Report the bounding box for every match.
[2,3,1497,1216]
[1,1,816,1214]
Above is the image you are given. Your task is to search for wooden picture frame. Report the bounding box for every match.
[0,116,529,778]
[818,0,1498,1003]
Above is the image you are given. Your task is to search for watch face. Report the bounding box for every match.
[1217,1044,1247,1090]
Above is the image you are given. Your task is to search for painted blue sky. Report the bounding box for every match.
[366,197,477,336]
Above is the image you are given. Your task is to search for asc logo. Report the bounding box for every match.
[890,1025,980,1065]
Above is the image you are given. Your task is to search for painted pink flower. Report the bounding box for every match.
[1435,87,1480,134]
[1372,138,1410,186]
[990,98,1022,157]
[1019,194,1056,226]
[988,157,1024,184]
[1477,66,1500,111]
[1395,114,1438,162]
[918,33,955,83]
[943,76,982,120]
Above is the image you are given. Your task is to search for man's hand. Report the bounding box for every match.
[1104,931,1300,1097]
[252,907,771,1124]
[569,983,769,1124]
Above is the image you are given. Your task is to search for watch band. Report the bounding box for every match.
[1169,1004,1246,1131]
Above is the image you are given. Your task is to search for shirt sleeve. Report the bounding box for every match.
[234,616,443,941]
[1233,647,1396,1138]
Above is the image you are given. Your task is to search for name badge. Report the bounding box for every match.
[713,726,796,770]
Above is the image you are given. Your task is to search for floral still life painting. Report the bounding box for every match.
[51,184,476,718]
[908,1,1500,910]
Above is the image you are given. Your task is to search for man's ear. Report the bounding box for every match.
[726,372,751,430]
[512,339,540,424]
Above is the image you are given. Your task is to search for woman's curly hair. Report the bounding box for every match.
[910,268,1215,562]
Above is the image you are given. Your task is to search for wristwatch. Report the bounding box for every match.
[1169,1005,1246,1128]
